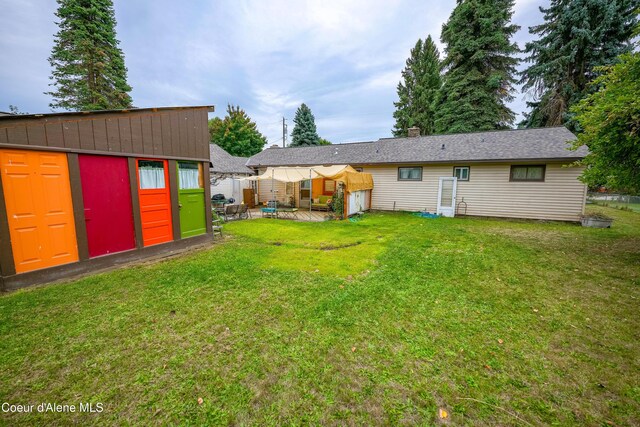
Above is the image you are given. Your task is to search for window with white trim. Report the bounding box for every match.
[454,166,470,181]
[138,160,166,189]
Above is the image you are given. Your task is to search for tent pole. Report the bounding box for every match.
[309,168,312,216]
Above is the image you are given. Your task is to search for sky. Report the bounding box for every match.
[0,0,549,145]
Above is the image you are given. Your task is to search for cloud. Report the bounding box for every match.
[0,0,550,140]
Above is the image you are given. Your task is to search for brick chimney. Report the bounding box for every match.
[407,126,420,137]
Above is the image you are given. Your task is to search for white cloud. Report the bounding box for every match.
[0,0,549,138]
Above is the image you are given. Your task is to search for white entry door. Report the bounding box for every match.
[299,179,311,208]
[437,177,457,217]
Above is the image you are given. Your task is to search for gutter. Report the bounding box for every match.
[246,157,586,168]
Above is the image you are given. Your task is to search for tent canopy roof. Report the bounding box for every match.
[244,165,373,193]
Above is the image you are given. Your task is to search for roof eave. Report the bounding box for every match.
[0,105,216,121]
[246,156,585,168]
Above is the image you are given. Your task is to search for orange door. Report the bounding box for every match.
[0,149,78,273]
[312,178,323,199]
[136,159,173,246]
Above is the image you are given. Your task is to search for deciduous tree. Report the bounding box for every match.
[209,105,267,157]
[571,53,640,194]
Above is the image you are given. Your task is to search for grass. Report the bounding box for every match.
[1,206,639,426]
[589,201,640,213]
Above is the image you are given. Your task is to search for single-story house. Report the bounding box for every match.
[246,127,589,221]
[209,144,254,204]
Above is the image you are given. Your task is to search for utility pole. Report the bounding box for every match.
[282,117,287,148]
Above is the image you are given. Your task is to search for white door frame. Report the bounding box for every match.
[437,176,457,217]
[299,179,311,208]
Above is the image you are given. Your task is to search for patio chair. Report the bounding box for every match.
[237,204,251,219]
[212,217,223,238]
[224,204,239,221]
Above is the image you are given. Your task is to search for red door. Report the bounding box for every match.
[79,155,135,257]
[136,159,173,246]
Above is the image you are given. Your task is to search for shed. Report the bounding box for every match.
[0,105,215,290]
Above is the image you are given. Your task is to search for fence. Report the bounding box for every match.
[587,192,640,212]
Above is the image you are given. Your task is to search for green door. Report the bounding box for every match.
[177,162,206,238]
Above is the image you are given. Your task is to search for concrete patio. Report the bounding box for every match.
[248,208,330,222]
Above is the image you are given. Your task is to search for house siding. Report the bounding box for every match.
[360,162,586,221]
[256,168,287,204]
[256,175,306,207]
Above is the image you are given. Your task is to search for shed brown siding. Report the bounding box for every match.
[0,107,211,161]
[361,162,586,221]
[0,106,214,289]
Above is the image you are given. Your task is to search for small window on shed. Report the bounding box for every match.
[510,165,546,182]
[178,161,203,190]
[454,166,470,181]
[138,160,166,189]
[398,167,422,181]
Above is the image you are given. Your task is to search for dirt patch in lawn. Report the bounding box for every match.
[319,241,362,251]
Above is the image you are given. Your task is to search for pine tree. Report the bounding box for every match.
[290,104,320,147]
[208,105,267,157]
[392,36,442,137]
[520,0,639,128]
[47,0,133,111]
[434,0,520,134]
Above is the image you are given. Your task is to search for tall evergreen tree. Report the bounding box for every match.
[47,0,133,111]
[520,0,639,128]
[434,0,520,134]
[392,36,442,137]
[290,103,320,147]
[208,105,267,157]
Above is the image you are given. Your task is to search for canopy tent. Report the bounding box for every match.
[243,165,373,193]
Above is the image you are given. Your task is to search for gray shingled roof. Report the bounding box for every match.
[209,144,253,174]
[247,127,587,167]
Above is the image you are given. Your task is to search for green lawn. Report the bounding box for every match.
[1,207,639,426]
[590,200,640,213]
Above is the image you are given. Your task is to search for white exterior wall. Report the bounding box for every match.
[347,190,371,215]
[361,162,586,221]
[210,177,252,204]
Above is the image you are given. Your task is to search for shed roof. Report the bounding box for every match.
[247,127,587,167]
[0,105,214,161]
[0,105,215,121]
[209,144,253,175]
